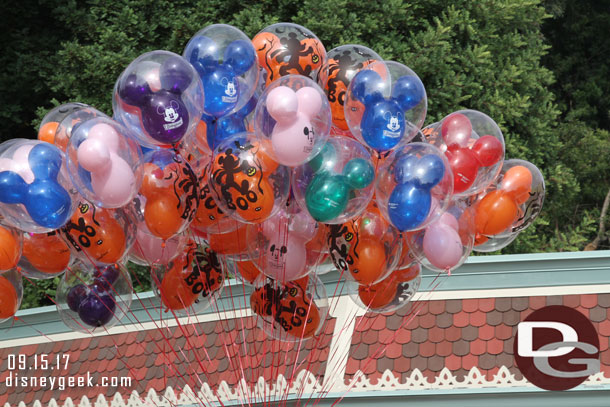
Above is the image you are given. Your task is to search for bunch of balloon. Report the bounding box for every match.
[292,136,376,224]
[349,262,422,313]
[0,270,23,322]
[327,202,402,286]
[250,275,329,341]
[133,149,199,241]
[473,159,545,252]
[375,142,454,232]
[113,51,204,148]
[0,139,77,232]
[254,74,332,167]
[252,23,326,86]
[151,241,224,314]
[319,44,383,132]
[66,117,143,209]
[183,24,259,151]
[344,61,427,154]
[246,201,324,284]
[405,200,476,272]
[39,103,108,152]
[60,199,136,266]
[56,262,133,332]
[0,223,21,273]
[424,110,505,196]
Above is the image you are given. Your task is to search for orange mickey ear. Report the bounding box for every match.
[501,166,532,205]
[475,190,519,236]
[349,236,386,285]
[160,256,197,311]
[358,278,398,310]
[144,195,183,240]
[22,232,70,274]
[38,122,59,144]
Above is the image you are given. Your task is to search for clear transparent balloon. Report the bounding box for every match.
[66,117,143,208]
[250,274,329,342]
[344,61,427,152]
[254,74,332,167]
[292,135,376,224]
[113,50,205,147]
[60,199,136,265]
[209,133,290,224]
[425,110,505,197]
[375,141,454,232]
[183,24,259,118]
[474,230,520,253]
[0,139,77,233]
[151,243,224,316]
[246,202,323,283]
[56,261,133,333]
[18,230,72,279]
[0,223,22,273]
[0,270,23,323]
[129,224,188,266]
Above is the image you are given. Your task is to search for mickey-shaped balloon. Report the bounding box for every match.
[345,61,427,152]
[199,93,257,151]
[0,140,75,232]
[184,27,257,118]
[114,52,204,146]
[375,143,453,232]
[70,119,141,208]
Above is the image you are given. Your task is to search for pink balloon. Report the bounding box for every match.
[441,113,472,148]
[77,123,136,207]
[267,86,321,166]
[263,235,308,282]
[289,211,317,242]
[438,212,459,231]
[131,225,186,265]
[423,223,463,270]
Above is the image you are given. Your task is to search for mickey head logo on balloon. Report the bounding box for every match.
[114,51,204,147]
[375,142,454,232]
[345,61,427,153]
[183,24,258,118]
[0,140,76,232]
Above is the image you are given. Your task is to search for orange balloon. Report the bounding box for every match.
[349,236,387,285]
[501,166,532,204]
[140,163,172,197]
[0,275,18,319]
[474,233,489,246]
[475,190,519,236]
[64,202,127,263]
[235,260,261,284]
[193,166,228,230]
[279,277,321,339]
[22,231,70,274]
[358,279,398,310]
[144,195,183,240]
[38,122,59,144]
[159,256,198,310]
[0,226,20,271]
[207,225,249,255]
[391,263,421,283]
[305,223,328,254]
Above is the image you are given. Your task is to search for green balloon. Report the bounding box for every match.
[308,142,337,174]
[305,173,350,222]
[343,158,375,189]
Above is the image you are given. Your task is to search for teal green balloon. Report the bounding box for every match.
[308,142,337,174]
[305,173,350,222]
[343,158,375,189]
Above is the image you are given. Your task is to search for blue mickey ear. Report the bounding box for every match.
[119,73,152,106]
[392,75,425,111]
[0,171,27,204]
[350,70,384,106]
[224,40,256,76]
[185,35,219,72]
[29,143,62,181]
[414,154,445,189]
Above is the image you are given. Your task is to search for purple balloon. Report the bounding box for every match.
[67,284,87,312]
[160,56,193,93]
[141,90,189,144]
[119,74,152,106]
[78,289,116,327]
[423,222,463,270]
[94,265,120,287]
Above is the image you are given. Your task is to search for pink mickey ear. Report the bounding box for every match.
[296,87,322,119]
[88,123,120,153]
[267,86,298,123]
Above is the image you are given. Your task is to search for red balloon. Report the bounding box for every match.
[441,113,472,147]
[471,135,503,167]
[445,146,479,193]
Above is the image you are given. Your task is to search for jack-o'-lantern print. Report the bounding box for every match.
[322,45,382,130]
[252,23,326,86]
[61,200,131,264]
[139,150,199,239]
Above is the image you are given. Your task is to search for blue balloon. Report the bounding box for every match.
[392,75,425,111]
[361,99,405,151]
[203,65,239,118]
[224,39,256,76]
[414,154,445,188]
[393,154,419,183]
[0,143,72,229]
[185,35,219,72]
[351,70,384,105]
[388,181,431,231]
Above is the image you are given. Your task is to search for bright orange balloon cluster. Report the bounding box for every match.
[0,225,20,271]
[22,231,71,274]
